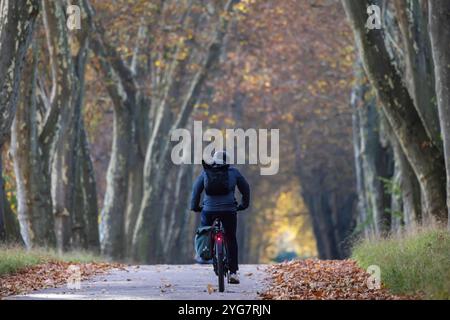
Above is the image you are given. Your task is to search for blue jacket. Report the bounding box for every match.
[190,166,250,213]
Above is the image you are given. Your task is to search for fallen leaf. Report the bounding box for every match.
[207,284,215,294]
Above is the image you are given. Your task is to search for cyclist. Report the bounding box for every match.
[190,150,250,284]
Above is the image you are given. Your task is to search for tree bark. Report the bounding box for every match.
[393,0,441,149]
[0,0,40,145]
[79,127,100,251]
[351,74,394,237]
[11,45,56,248]
[99,106,132,259]
[0,152,24,244]
[68,13,99,251]
[42,0,78,251]
[83,0,138,259]
[386,116,422,229]
[428,0,450,229]
[0,0,39,242]
[351,64,373,237]
[11,0,97,252]
[342,0,447,223]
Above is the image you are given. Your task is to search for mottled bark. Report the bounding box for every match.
[0,0,39,242]
[83,0,138,259]
[0,152,23,244]
[351,65,371,237]
[124,153,144,256]
[399,148,422,227]
[11,46,55,248]
[377,112,396,233]
[393,0,441,149]
[0,0,40,145]
[99,107,132,259]
[71,154,87,249]
[124,95,149,256]
[71,46,99,250]
[67,8,100,251]
[352,90,394,236]
[390,156,403,233]
[42,0,78,251]
[10,0,97,251]
[343,0,447,223]
[79,128,100,251]
[428,0,450,229]
[382,108,422,229]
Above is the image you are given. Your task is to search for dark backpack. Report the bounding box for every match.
[202,161,230,196]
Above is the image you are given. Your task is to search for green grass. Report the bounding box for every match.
[352,228,450,299]
[0,246,103,276]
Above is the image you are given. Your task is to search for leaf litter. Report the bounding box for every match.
[0,261,121,298]
[260,259,416,300]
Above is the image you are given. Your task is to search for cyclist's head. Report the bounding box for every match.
[212,150,229,165]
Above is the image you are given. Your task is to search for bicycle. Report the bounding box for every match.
[211,218,229,292]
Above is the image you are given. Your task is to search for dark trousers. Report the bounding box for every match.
[201,211,238,273]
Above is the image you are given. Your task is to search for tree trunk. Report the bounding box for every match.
[428,0,450,229]
[352,85,392,237]
[124,96,149,256]
[11,45,55,248]
[124,152,144,256]
[387,119,422,229]
[0,152,24,244]
[69,21,98,251]
[42,0,78,252]
[79,127,100,251]
[83,0,138,259]
[398,148,422,228]
[351,64,374,237]
[342,0,447,223]
[100,107,132,259]
[393,0,441,149]
[0,0,40,145]
[0,0,39,242]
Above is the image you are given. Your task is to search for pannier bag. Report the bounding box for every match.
[195,226,214,261]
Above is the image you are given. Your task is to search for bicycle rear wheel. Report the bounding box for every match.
[216,241,225,292]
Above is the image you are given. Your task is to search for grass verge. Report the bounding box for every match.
[352,228,450,299]
[0,246,103,276]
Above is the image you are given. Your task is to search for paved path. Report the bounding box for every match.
[7,264,268,300]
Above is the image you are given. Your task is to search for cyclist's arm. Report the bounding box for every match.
[190,173,204,212]
[236,171,250,211]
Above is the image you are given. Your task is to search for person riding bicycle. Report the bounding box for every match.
[190,150,250,284]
